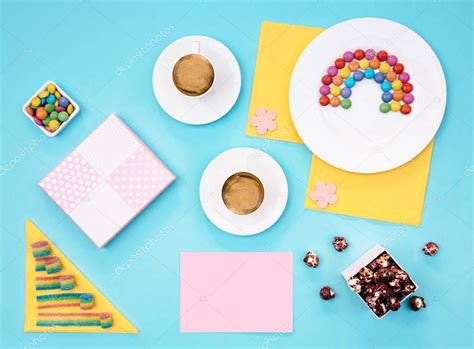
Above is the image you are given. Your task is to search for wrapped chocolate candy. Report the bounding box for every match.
[422,242,439,256]
[319,286,335,300]
[303,251,319,268]
[332,236,349,252]
[408,296,426,311]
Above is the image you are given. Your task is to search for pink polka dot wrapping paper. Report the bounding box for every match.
[39,114,176,248]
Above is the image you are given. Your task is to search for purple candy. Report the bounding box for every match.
[386,55,398,66]
[399,72,410,83]
[320,85,330,96]
[341,87,352,98]
[403,93,414,104]
[34,117,43,125]
[59,96,69,108]
[55,106,66,112]
[343,51,354,62]
[327,66,338,77]
[365,49,376,60]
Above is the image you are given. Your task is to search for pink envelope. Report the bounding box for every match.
[180,252,293,333]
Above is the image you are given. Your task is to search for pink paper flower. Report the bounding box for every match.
[250,108,277,135]
[310,181,337,209]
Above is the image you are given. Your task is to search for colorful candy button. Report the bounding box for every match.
[332,75,343,86]
[364,68,375,79]
[386,55,397,66]
[401,104,412,115]
[399,72,410,83]
[59,97,69,108]
[402,82,413,93]
[369,58,380,69]
[365,49,376,60]
[354,49,365,60]
[319,95,330,106]
[341,87,352,98]
[335,58,345,69]
[47,83,56,94]
[343,51,354,62]
[382,92,393,103]
[340,67,350,78]
[48,119,60,131]
[341,99,351,109]
[330,96,340,107]
[36,107,48,120]
[393,90,404,101]
[330,86,341,97]
[31,97,41,107]
[381,81,392,92]
[58,111,69,122]
[344,77,355,88]
[39,91,49,98]
[320,85,330,95]
[374,72,385,84]
[353,71,364,81]
[390,101,401,112]
[379,62,390,74]
[327,66,338,77]
[359,58,369,70]
[392,80,403,91]
[348,61,359,72]
[380,103,390,113]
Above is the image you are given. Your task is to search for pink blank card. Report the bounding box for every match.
[180,252,293,332]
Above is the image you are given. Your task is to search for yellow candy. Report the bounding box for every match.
[47,83,56,94]
[330,85,341,97]
[379,63,390,74]
[390,101,401,112]
[67,104,74,114]
[340,68,350,79]
[54,91,61,99]
[392,79,402,91]
[54,100,59,107]
[31,97,41,107]
[359,58,369,70]
[48,119,60,131]
[38,91,49,98]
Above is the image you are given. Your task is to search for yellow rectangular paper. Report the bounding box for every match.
[247,22,434,226]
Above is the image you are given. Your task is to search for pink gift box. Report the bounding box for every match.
[39,114,175,248]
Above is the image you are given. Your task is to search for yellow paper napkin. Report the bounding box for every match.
[247,22,433,226]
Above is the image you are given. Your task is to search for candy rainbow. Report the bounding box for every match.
[31,241,51,258]
[319,49,414,115]
[35,275,75,291]
[36,293,93,309]
[37,312,112,328]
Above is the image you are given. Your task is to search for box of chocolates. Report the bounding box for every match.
[342,244,417,319]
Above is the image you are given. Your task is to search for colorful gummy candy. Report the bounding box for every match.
[59,274,75,290]
[80,293,94,310]
[100,312,113,329]
[44,256,62,274]
[35,275,75,291]
[318,49,414,115]
[25,82,76,133]
[31,241,51,258]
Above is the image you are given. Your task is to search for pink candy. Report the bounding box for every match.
[327,66,338,77]
[387,55,398,66]
[343,51,354,62]
[403,93,414,104]
[320,85,330,95]
[399,72,410,83]
[365,49,376,60]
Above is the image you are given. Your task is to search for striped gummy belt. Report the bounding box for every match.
[36,275,75,291]
[36,312,112,329]
[36,293,94,310]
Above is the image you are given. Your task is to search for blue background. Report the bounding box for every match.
[1,0,472,348]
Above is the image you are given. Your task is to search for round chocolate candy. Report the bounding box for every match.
[408,296,426,311]
[340,67,350,78]
[33,117,43,126]
[330,86,341,97]
[341,87,351,98]
[390,101,401,112]
[376,50,388,62]
[332,75,343,86]
[386,71,397,82]
[38,91,49,98]
[348,61,359,72]
[46,94,56,104]
[49,111,59,120]
[386,55,398,66]
[422,242,439,256]
[67,104,74,114]
[42,117,51,126]
[364,68,375,79]
[327,66,338,77]
[36,107,48,120]
[48,119,60,131]
[59,96,69,108]
[58,111,69,122]
[319,286,335,300]
[353,49,365,60]
[399,72,410,83]
[369,58,380,69]
[374,72,385,84]
[393,63,404,74]
[365,49,376,60]
[392,90,404,101]
[47,83,56,93]
[31,97,41,107]
[402,82,413,93]
[380,103,390,113]
[392,79,403,91]
[343,51,354,62]
[322,75,332,85]
[403,93,414,104]
[382,92,393,103]
[25,106,35,116]
[381,81,392,92]
[344,77,355,88]
[330,96,340,107]
[320,85,330,96]
[353,70,364,81]
[379,62,390,74]
[303,251,319,268]
[359,58,369,70]
[335,58,345,69]
[45,103,55,113]
[332,236,349,251]
[341,99,351,109]
[319,95,330,106]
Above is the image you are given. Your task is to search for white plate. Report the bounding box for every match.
[199,147,288,236]
[289,18,446,173]
[152,35,241,125]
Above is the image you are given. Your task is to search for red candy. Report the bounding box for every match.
[401,104,411,115]
[354,49,365,60]
[335,58,345,69]
[322,75,332,85]
[377,50,388,62]
[319,95,330,106]
[402,82,413,93]
[393,63,404,74]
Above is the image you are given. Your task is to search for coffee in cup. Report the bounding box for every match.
[221,172,265,215]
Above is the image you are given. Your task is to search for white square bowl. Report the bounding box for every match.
[22,80,80,137]
[342,244,418,319]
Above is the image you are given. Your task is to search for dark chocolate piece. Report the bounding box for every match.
[423,242,439,256]
[303,251,319,268]
[408,296,426,311]
[332,236,349,252]
[319,286,335,300]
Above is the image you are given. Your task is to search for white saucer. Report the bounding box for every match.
[289,18,446,173]
[152,35,241,125]
[199,148,288,236]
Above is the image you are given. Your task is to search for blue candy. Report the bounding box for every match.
[344,77,355,88]
[46,94,56,104]
[364,68,375,79]
[353,70,364,81]
[382,92,393,102]
[381,81,392,92]
[40,98,45,105]
[59,96,69,108]
[341,87,352,98]
[374,72,385,84]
